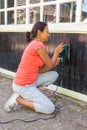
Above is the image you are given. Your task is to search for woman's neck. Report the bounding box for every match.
[34,37,43,42]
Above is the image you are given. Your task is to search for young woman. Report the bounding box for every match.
[5,21,64,114]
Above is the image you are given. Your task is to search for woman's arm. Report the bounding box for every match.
[39,57,62,73]
[36,43,64,73]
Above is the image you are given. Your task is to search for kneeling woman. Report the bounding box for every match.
[5,21,64,114]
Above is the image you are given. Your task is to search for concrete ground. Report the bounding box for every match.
[0,75,87,130]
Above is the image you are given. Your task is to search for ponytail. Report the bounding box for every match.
[26,32,33,42]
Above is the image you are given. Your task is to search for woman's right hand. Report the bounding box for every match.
[54,57,63,67]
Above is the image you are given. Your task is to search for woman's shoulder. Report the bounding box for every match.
[30,40,46,48]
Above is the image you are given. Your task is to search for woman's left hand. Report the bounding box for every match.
[55,43,64,56]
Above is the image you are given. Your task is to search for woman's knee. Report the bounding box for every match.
[35,101,55,114]
[50,71,59,83]
[43,103,55,114]
[54,71,59,79]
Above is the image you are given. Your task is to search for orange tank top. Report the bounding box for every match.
[13,40,46,86]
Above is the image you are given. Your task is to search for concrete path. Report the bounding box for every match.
[0,75,87,130]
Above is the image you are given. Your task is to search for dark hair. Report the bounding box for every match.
[26,21,47,42]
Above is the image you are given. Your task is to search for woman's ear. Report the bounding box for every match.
[37,30,42,35]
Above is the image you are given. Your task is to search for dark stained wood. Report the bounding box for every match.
[0,32,87,94]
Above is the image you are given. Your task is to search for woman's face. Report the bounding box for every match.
[38,26,50,43]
